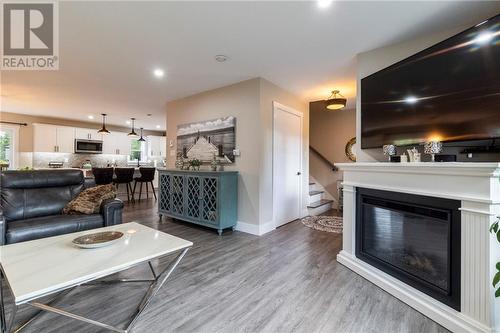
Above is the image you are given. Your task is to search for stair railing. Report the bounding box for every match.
[309,146,338,172]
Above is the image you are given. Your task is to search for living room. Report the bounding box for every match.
[1,1,500,333]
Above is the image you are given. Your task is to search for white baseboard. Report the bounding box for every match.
[236,220,276,236]
[337,251,491,333]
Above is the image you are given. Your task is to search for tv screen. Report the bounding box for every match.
[361,15,500,149]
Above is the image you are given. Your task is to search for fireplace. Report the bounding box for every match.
[356,188,461,310]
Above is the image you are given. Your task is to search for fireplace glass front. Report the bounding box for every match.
[356,188,461,310]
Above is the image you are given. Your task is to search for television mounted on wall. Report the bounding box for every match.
[361,14,500,149]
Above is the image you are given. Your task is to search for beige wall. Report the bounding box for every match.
[166,78,308,228]
[309,101,355,205]
[355,24,483,162]
[0,111,164,152]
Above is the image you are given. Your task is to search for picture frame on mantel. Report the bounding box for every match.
[176,116,236,164]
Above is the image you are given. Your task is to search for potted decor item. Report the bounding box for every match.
[189,159,201,171]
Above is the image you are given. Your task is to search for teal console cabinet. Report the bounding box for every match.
[158,169,238,235]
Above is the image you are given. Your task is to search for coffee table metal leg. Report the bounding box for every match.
[1,271,6,333]
[16,247,191,333]
[126,247,189,332]
[5,306,17,333]
[12,287,76,333]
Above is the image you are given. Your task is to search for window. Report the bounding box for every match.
[0,125,18,170]
[127,140,148,165]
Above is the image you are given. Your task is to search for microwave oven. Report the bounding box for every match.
[74,139,103,154]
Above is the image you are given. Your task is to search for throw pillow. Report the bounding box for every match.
[63,184,116,215]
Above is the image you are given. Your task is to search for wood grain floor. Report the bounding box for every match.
[3,196,449,333]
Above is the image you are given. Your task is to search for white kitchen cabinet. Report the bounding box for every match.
[33,124,57,153]
[33,124,74,153]
[159,136,166,157]
[75,128,101,141]
[148,135,167,157]
[56,126,75,153]
[102,132,131,155]
[116,132,131,156]
[147,136,160,157]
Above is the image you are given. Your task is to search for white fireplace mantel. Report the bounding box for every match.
[336,162,500,333]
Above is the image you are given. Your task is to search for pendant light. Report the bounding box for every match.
[97,113,111,134]
[138,127,146,142]
[325,90,347,110]
[127,118,138,137]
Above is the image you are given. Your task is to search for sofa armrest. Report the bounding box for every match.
[100,198,124,227]
[0,211,5,246]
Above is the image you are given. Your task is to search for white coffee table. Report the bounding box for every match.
[0,222,192,333]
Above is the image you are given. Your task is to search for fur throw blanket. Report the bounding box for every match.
[63,184,116,215]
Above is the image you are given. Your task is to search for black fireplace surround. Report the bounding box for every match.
[356,188,461,310]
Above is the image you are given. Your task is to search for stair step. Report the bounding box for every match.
[309,190,324,196]
[307,199,334,209]
[309,182,315,185]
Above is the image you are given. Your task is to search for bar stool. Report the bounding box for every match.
[133,167,157,201]
[113,168,135,202]
[92,167,114,185]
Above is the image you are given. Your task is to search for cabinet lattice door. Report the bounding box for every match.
[159,174,171,212]
[186,176,201,219]
[201,177,218,223]
[171,175,185,215]
[158,170,237,235]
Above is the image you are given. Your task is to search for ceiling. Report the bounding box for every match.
[1,1,499,130]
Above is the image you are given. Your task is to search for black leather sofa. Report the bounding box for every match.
[0,169,123,245]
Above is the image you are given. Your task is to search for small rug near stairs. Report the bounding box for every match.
[301,215,343,233]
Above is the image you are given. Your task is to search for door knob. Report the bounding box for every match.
[297,172,301,175]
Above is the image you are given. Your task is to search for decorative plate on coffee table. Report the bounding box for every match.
[72,231,124,249]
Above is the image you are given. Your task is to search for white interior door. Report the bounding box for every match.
[273,102,303,227]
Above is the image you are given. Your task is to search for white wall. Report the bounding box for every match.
[355,25,483,162]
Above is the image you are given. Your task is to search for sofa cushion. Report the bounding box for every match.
[6,214,104,244]
[63,184,116,215]
[1,170,85,222]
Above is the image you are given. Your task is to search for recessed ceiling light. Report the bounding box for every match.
[126,120,131,125]
[87,115,94,120]
[156,125,161,129]
[215,55,228,62]
[317,0,333,9]
[153,68,164,78]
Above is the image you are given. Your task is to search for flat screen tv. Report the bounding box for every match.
[361,15,500,149]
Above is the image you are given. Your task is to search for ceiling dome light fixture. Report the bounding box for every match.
[325,90,347,110]
[97,113,111,135]
[138,127,146,142]
[127,118,138,137]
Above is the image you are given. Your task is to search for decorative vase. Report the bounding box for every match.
[424,141,443,162]
[383,144,397,161]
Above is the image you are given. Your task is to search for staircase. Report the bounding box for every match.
[307,177,334,216]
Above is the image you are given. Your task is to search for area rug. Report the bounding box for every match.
[301,215,343,233]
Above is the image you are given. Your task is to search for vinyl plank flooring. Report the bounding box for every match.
[1,197,449,333]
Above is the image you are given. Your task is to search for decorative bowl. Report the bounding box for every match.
[72,231,124,249]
